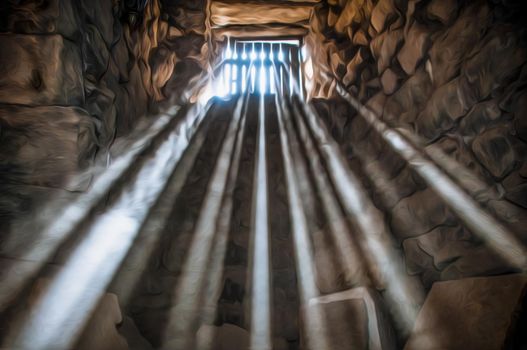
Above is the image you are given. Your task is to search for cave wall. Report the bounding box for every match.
[0,0,207,227]
[306,0,527,287]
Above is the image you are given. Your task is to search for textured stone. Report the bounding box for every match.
[397,22,431,75]
[380,68,401,95]
[84,78,117,147]
[308,287,397,350]
[370,28,404,74]
[383,67,433,125]
[365,92,387,117]
[83,24,111,82]
[405,274,527,350]
[77,293,129,350]
[505,183,527,209]
[195,324,288,350]
[79,0,115,46]
[416,78,473,140]
[511,90,527,142]
[402,238,436,275]
[0,104,96,189]
[0,34,84,106]
[6,0,79,38]
[428,3,491,87]
[426,0,458,24]
[371,165,422,209]
[353,30,369,46]
[472,126,517,179]
[343,47,369,86]
[463,27,527,102]
[335,0,364,34]
[405,226,475,271]
[459,100,502,136]
[432,136,490,183]
[118,316,154,350]
[371,0,397,33]
[391,188,457,239]
[440,245,513,280]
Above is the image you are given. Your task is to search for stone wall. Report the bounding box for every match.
[0,0,207,227]
[307,0,527,289]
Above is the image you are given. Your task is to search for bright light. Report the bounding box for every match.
[242,65,247,93]
[251,65,256,93]
[301,45,308,62]
[225,47,232,59]
[209,38,302,97]
[259,65,266,94]
[242,45,247,60]
[259,47,266,60]
[278,46,284,61]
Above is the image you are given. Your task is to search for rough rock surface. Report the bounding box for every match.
[0,34,84,106]
[0,0,207,226]
[0,105,96,189]
[307,0,527,293]
[404,274,527,350]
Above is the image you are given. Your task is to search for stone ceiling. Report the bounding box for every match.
[161,0,321,38]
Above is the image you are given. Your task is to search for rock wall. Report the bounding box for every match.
[0,0,207,227]
[307,0,527,288]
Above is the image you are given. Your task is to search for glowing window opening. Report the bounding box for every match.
[214,38,304,97]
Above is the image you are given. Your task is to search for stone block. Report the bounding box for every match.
[463,27,527,102]
[390,188,457,239]
[380,68,401,95]
[429,3,491,87]
[0,34,84,106]
[416,78,473,140]
[383,68,432,125]
[194,324,288,350]
[440,246,513,280]
[307,287,397,350]
[82,24,111,82]
[6,0,79,39]
[0,104,96,189]
[426,0,458,24]
[404,226,474,272]
[370,29,403,74]
[402,238,436,276]
[511,90,527,142]
[371,165,422,209]
[353,30,370,47]
[430,136,491,185]
[78,0,116,46]
[343,47,370,86]
[335,1,363,34]
[397,23,431,75]
[371,0,397,33]
[472,125,518,179]
[404,274,527,350]
[459,100,502,136]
